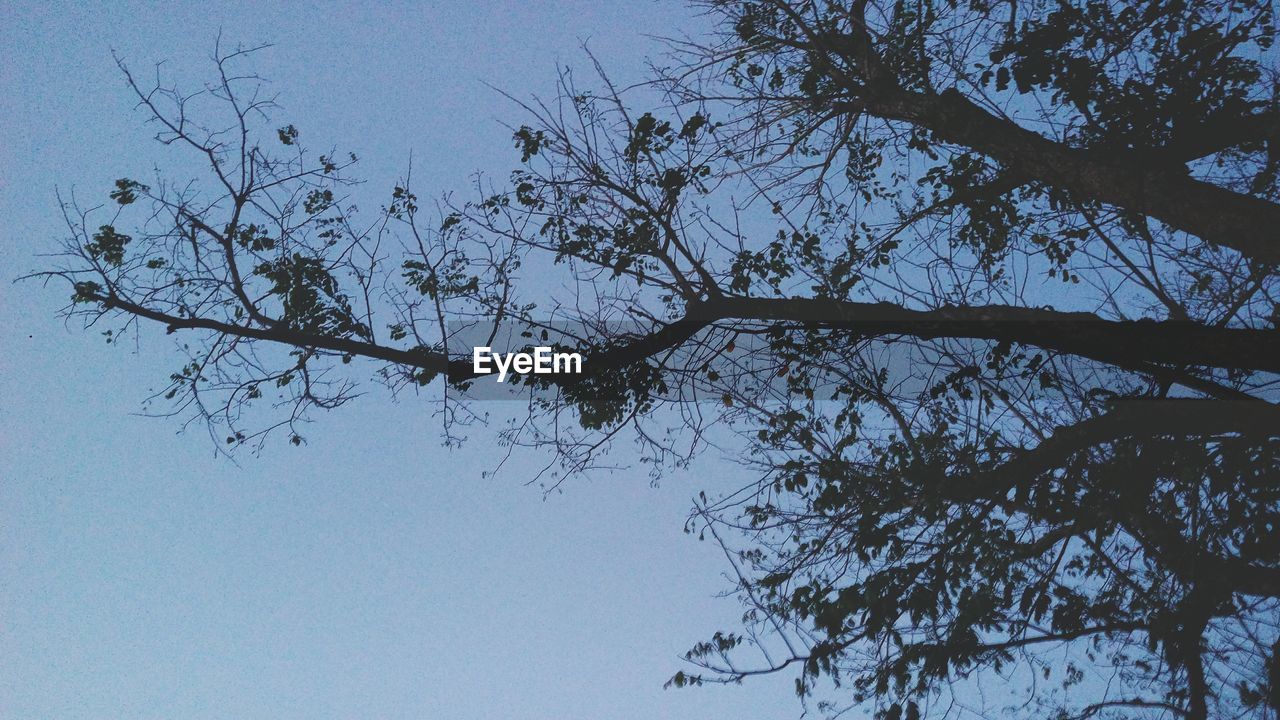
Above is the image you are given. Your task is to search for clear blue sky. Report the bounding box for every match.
[0,2,799,717]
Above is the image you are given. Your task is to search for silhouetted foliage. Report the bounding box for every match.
[34,3,1280,718]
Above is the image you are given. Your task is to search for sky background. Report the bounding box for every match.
[0,2,801,718]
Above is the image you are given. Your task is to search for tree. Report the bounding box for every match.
[34,2,1280,718]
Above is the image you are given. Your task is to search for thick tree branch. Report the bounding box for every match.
[91,291,1280,392]
[844,86,1280,263]
[699,296,1280,373]
[980,400,1280,597]
[774,17,1280,264]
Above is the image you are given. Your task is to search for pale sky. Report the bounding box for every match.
[0,2,801,717]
